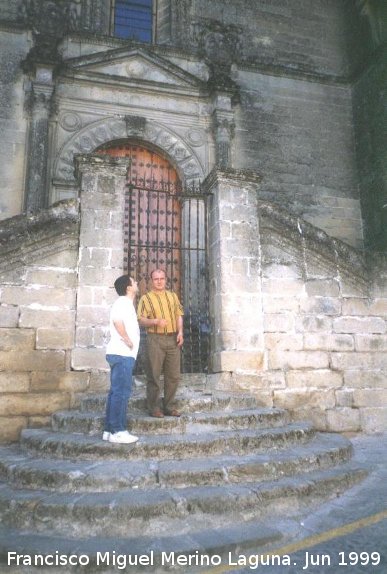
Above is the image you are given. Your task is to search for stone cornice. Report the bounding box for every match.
[0,200,79,276]
[257,200,371,288]
[202,167,262,193]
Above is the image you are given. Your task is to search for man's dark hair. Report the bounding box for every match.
[114,275,132,296]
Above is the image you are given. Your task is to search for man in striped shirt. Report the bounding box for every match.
[137,269,184,417]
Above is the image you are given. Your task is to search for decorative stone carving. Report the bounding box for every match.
[125,116,147,138]
[59,112,83,132]
[54,117,205,183]
[19,0,80,35]
[212,112,235,169]
[20,0,79,70]
[191,18,242,92]
[186,128,206,147]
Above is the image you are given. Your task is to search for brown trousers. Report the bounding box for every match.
[145,333,181,413]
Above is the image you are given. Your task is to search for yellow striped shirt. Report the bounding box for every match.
[137,290,184,334]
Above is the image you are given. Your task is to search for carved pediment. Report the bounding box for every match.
[64,48,204,89]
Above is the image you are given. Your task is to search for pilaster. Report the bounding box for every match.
[202,168,264,376]
[72,154,129,372]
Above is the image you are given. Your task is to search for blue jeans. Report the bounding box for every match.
[105,354,135,434]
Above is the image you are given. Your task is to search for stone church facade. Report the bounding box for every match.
[0,0,386,442]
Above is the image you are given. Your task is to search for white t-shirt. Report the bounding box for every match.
[106,296,140,358]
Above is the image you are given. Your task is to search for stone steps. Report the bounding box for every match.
[51,407,289,435]
[79,389,261,413]
[0,463,365,539]
[0,386,367,572]
[0,433,352,492]
[0,520,283,573]
[19,422,315,461]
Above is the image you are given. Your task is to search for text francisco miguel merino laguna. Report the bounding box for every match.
[8,550,307,569]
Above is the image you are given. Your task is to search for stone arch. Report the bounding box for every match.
[54,115,205,185]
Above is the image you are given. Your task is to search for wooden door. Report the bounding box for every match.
[97,141,182,297]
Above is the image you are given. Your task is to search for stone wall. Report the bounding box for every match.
[205,170,387,434]
[235,72,362,248]
[0,27,30,219]
[0,201,85,442]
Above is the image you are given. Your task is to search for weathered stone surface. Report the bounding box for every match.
[0,328,35,351]
[36,328,74,350]
[0,350,66,372]
[286,370,343,389]
[0,393,70,417]
[0,372,30,393]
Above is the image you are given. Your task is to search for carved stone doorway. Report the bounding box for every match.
[97,140,210,373]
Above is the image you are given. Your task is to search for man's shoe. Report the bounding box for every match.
[164,409,181,417]
[102,431,110,441]
[109,431,138,444]
[150,409,164,418]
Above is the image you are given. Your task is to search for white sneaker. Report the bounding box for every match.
[102,431,110,441]
[109,431,138,444]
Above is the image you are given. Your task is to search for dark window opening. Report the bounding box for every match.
[113,0,153,43]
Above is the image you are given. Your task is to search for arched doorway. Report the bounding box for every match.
[97,140,210,373]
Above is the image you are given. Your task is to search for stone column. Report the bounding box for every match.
[212,94,235,169]
[71,154,129,377]
[202,168,264,381]
[24,78,54,211]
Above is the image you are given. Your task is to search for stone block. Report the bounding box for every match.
[236,330,264,350]
[264,313,294,333]
[335,389,354,407]
[234,371,286,390]
[212,350,264,373]
[360,408,387,433]
[303,333,354,351]
[295,315,332,332]
[0,350,66,371]
[25,269,77,289]
[35,250,78,268]
[306,280,340,297]
[0,416,27,444]
[273,389,336,410]
[262,295,299,313]
[30,371,90,392]
[0,305,19,327]
[1,286,75,308]
[269,350,329,370]
[300,297,341,315]
[342,298,387,317]
[0,328,35,350]
[36,328,74,350]
[343,371,387,389]
[353,389,387,408]
[286,369,343,389]
[71,347,108,370]
[80,229,123,249]
[262,278,304,296]
[326,408,361,433]
[0,372,30,393]
[79,266,120,287]
[79,247,111,267]
[333,317,386,334]
[331,352,387,370]
[0,393,70,416]
[265,333,303,351]
[231,258,248,276]
[355,335,387,352]
[262,263,300,280]
[89,370,110,392]
[19,308,75,329]
[76,306,109,326]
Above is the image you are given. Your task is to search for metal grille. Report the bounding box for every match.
[97,142,210,372]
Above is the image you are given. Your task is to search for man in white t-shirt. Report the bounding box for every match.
[103,275,140,444]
